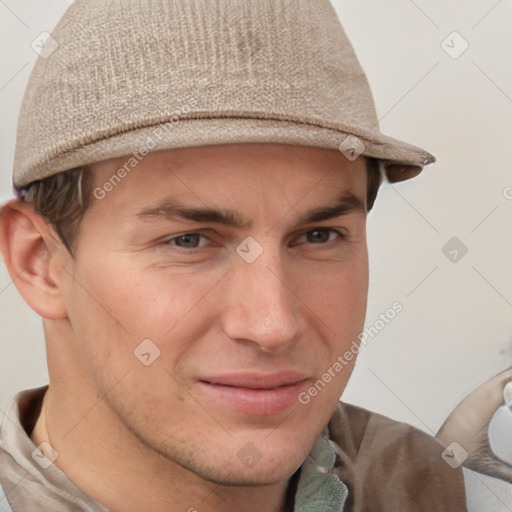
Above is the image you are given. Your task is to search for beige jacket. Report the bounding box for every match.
[326,402,468,511]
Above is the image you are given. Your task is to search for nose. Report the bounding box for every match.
[220,248,300,353]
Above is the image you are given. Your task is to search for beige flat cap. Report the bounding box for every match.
[13,0,435,189]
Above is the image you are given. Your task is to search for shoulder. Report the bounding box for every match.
[327,401,467,511]
[330,400,442,457]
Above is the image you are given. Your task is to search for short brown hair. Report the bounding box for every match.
[9,157,382,257]
[17,167,92,255]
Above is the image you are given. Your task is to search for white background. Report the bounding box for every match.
[0,0,511,474]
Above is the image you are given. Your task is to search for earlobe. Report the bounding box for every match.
[0,200,68,320]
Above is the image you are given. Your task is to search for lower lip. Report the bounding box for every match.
[197,380,307,416]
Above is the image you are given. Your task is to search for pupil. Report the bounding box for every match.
[308,229,329,243]
[178,234,199,247]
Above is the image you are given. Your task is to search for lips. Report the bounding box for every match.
[197,372,309,416]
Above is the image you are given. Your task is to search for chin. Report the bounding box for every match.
[152,432,310,487]
[181,453,303,488]
[108,386,326,486]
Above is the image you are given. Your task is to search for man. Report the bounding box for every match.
[0,1,467,510]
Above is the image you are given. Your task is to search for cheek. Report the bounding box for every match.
[63,254,223,369]
[295,262,368,424]
[298,254,369,337]
[293,251,368,406]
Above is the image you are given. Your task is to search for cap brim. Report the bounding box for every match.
[14,117,434,188]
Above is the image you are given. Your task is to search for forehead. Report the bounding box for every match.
[87,143,368,217]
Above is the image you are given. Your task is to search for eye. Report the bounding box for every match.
[297,228,344,244]
[167,233,209,249]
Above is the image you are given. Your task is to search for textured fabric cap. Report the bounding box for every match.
[13,0,435,189]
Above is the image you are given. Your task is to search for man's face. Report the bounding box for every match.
[57,143,369,485]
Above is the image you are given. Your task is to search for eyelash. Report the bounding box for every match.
[163,228,347,250]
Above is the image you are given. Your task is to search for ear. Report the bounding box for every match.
[0,199,68,319]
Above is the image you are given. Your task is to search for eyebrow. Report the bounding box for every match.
[298,193,366,224]
[134,192,365,228]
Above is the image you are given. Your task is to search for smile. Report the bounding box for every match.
[197,373,309,416]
